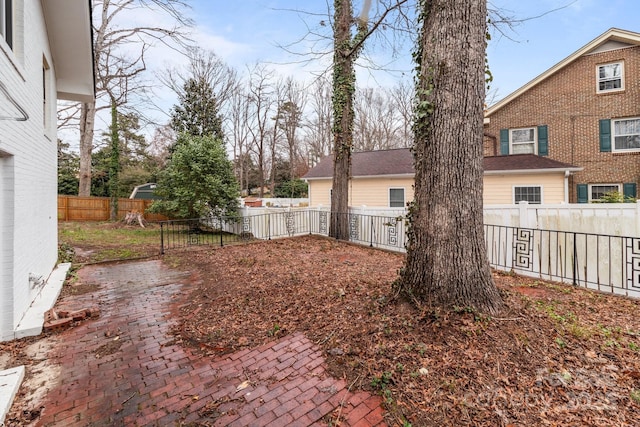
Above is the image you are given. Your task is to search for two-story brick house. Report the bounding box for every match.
[484,28,640,203]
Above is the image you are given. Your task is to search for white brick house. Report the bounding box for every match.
[0,0,93,341]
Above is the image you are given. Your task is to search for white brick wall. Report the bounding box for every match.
[0,2,58,340]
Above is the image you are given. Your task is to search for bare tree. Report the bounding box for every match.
[161,47,238,120]
[303,76,333,166]
[278,77,307,181]
[396,0,503,314]
[330,0,410,240]
[75,0,192,196]
[228,86,252,194]
[268,77,286,196]
[353,87,400,151]
[390,80,414,148]
[147,123,174,168]
[246,65,277,198]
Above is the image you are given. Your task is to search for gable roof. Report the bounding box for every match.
[303,148,414,179]
[303,149,581,179]
[485,28,640,117]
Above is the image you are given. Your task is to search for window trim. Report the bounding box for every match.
[513,185,542,205]
[388,187,405,208]
[509,127,538,155]
[611,117,640,152]
[588,183,621,202]
[596,61,624,94]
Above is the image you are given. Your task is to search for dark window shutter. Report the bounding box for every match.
[623,182,637,200]
[537,125,548,156]
[500,129,509,155]
[599,119,611,152]
[577,184,588,203]
[5,0,12,49]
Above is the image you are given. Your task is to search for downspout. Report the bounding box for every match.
[564,170,570,204]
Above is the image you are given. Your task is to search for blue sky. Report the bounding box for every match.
[98,0,640,140]
[176,0,640,104]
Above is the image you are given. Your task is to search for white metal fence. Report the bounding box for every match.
[160,205,640,299]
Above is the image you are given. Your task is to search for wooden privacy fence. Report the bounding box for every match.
[58,195,167,222]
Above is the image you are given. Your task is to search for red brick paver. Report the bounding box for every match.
[27,260,386,426]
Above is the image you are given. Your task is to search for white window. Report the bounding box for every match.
[389,188,405,208]
[514,186,541,204]
[612,117,640,151]
[0,0,12,49]
[510,127,537,154]
[597,62,623,93]
[589,184,621,202]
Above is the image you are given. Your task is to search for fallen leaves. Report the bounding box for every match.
[166,235,640,426]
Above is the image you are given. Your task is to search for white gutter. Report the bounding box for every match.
[484,167,583,176]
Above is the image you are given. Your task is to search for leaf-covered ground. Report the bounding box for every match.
[167,235,640,426]
[2,232,639,426]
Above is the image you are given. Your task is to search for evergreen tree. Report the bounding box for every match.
[170,77,224,140]
[151,134,240,219]
[58,140,80,195]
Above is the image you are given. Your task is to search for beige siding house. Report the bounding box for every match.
[304,149,415,208]
[304,149,581,208]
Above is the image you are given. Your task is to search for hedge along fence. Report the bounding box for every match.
[58,195,168,222]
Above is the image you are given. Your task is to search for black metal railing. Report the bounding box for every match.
[159,211,640,299]
[484,224,640,298]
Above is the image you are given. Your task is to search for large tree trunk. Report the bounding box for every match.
[329,0,357,240]
[108,99,119,221]
[78,101,96,197]
[397,0,503,314]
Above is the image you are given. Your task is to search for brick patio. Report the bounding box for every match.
[19,260,386,426]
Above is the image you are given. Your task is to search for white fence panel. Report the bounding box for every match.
[484,202,640,237]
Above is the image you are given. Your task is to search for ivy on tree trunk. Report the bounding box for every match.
[396,0,503,314]
[109,98,120,221]
[330,0,368,240]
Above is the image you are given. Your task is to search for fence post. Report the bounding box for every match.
[572,232,577,285]
[220,216,224,247]
[518,201,530,228]
[636,200,640,237]
[370,217,374,247]
[160,222,165,255]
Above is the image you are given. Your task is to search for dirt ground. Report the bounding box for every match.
[3,233,640,426]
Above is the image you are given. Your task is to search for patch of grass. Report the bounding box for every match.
[371,371,393,390]
[59,222,160,246]
[58,242,75,263]
[267,324,281,337]
[566,322,592,339]
[535,301,595,340]
[58,221,161,263]
[630,389,640,405]
[92,248,146,261]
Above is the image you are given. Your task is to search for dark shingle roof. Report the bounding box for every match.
[303,149,581,179]
[483,154,582,172]
[303,148,414,179]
